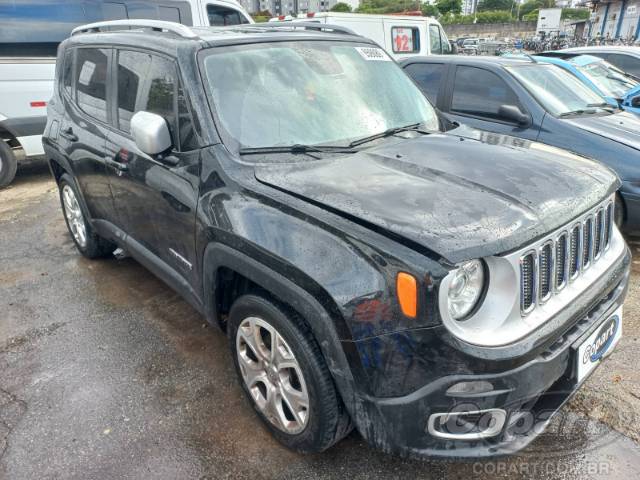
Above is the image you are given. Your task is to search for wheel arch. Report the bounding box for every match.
[202,242,362,417]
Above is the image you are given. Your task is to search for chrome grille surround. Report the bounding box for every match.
[438,194,625,348]
[519,199,614,316]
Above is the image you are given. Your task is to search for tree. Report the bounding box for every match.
[330,2,353,12]
[435,0,461,16]
[477,0,515,12]
[421,3,440,17]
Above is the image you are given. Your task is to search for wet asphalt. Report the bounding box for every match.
[1,163,640,479]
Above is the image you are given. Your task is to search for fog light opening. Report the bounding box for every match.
[427,408,507,440]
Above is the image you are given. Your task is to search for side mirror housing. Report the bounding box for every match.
[498,104,530,127]
[131,111,172,156]
[631,96,640,108]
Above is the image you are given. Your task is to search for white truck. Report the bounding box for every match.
[269,12,453,60]
[0,0,252,187]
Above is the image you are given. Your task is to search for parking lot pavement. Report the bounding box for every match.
[1,164,640,480]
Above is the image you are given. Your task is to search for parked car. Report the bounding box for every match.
[549,46,640,78]
[268,12,452,59]
[0,0,252,188]
[44,20,630,459]
[402,55,640,232]
[533,54,640,115]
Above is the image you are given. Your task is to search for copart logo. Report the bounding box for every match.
[582,316,618,364]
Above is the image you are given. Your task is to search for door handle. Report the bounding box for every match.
[60,127,78,142]
[105,158,128,172]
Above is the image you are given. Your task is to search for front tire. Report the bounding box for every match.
[0,140,18,188]
[58,174,115,258]
[228,294,351,453]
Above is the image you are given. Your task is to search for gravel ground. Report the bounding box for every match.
[1,163,639,479]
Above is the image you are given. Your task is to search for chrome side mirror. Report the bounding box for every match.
[130,111,172,156]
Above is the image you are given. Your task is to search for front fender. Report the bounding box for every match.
[201,242,364,416]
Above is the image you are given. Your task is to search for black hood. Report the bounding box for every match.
[255,128,618,264]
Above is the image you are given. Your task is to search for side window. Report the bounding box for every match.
[602,54,640,77]
[391,27,420,53]
[116,50,153,134]
[207,5,248,26]
[428,25,442,54]
[404,63,445,104]
[116,52,180,146]
[75,48,110,123]
[144,56,177,141]
[451,66,520,121]
[440,29,451,54]
[177,85,198,151]
[61,49,74,98]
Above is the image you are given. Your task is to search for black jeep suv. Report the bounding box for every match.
[43,20,630,459]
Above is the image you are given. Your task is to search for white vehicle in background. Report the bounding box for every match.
[0,0,252,187]
[269,12,453,60]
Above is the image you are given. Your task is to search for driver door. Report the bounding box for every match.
[105,48,200,285]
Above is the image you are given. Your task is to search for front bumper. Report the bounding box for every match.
[348,247,630,459]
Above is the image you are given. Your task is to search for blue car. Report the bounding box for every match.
[534,53,640,115]
[401,55,640,232]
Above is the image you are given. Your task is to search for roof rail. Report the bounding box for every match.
[71,20,198,39]
[237,22,357,36]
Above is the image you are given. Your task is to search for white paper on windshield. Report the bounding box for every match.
[355,47,391,62]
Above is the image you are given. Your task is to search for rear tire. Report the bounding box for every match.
[0,140,18,188]
[228,294,352,453]
[58,174,115,259]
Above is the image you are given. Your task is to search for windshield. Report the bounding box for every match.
[201,41,439,149]
[575,60,638,98]
[506,64,610,116]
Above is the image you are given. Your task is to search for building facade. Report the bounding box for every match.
[257,0,359,15]
[583,0,640,40]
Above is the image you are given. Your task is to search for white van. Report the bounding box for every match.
[0,0,252,187]
[269,12,452,60]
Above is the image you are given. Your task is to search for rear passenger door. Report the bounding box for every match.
[444,65,540,140]
[105,49,201,285]
[59,46,118,224]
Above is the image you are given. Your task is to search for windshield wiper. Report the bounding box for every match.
[559,108,598,117]
[239,144,357,155]
[348,123,432,148]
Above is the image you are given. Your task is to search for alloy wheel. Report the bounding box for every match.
[236,316,310,434]
[62,185,87,248]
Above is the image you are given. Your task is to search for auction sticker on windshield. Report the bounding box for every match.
[576,307,622,382]
[355,47,391,62]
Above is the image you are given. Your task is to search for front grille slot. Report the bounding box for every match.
[518,197,615,316]
[583,217,593,269]
[538,243,553,302]
[555,233,567,290]
[569,225,581,279]
[520,253,536,313]
[594,209,604,259]
[604,202,613,249]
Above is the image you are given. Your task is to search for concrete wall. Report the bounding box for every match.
[444,21,537,40]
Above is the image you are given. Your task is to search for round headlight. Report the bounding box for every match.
[447,260,486,320]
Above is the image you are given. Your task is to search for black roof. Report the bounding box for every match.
[63,24,373,57]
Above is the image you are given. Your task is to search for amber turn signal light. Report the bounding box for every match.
[396,272,417,318]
